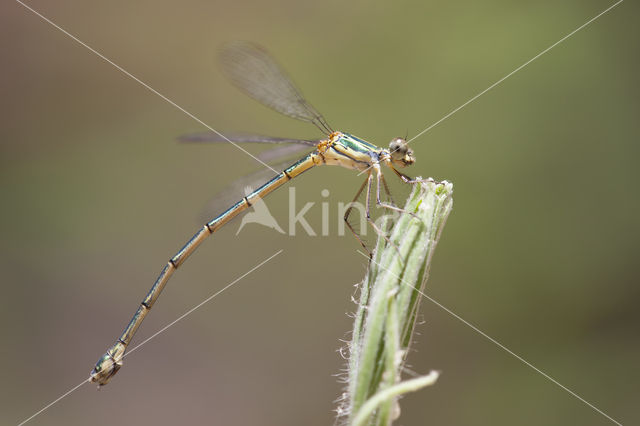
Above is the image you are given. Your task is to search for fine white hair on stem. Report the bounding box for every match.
[339,179,453,425]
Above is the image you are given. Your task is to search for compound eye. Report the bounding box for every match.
[389,137,405,151]
[389,137,408,157]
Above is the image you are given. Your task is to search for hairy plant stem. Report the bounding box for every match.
[343,179,454,426]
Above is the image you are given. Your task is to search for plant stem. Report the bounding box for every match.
[342,179,454,426]
[351,372,441,426]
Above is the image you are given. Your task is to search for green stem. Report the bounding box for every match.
[351,372,441,426]
[343,179,454,426]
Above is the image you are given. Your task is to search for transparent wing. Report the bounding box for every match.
[255,143,313,163]
[219,41,333,135]
[199,160,302,224]
[177,131,320,163]
[178,131,318,146]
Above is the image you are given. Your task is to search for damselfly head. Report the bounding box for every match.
[389,137,414,167]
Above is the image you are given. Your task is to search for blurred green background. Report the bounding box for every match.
[2,1,638,425]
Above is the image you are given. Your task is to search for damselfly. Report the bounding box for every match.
[90,41,423,386]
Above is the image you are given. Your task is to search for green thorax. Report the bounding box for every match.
[335,132,382,154]
[321,132,385,171]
